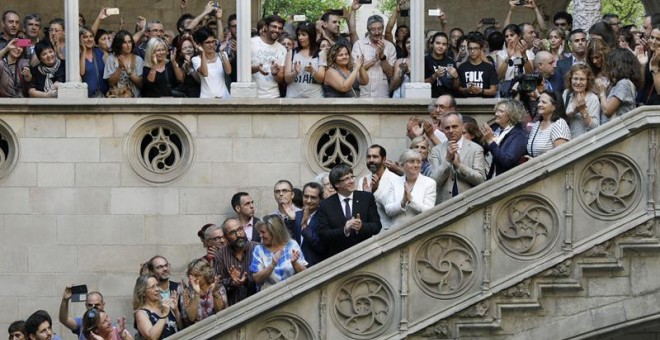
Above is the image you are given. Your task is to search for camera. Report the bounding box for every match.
[516,73,543,93]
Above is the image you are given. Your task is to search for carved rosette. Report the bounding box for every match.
[413,233,479,299]
[124,116,194,184]
[0,119,18,180]
[250,313,314,340]
[579,153,642,219]
[331,273,395,339]
[495,194,560,260]
[303,116,371,177]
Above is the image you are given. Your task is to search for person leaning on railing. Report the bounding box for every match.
[28,41,65,98]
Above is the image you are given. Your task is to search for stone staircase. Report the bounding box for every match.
[169,106,660,340]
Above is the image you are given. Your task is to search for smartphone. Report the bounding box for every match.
[482,17,496,25]
[428,9,442,16]
[17,39,31,47]
[71,284,88,303]
[515,0,525,6]
[106,8,120,15]
[329,9,345,17]
[400,9,409,17]
[358,0,373,3]
[293,15,307,22]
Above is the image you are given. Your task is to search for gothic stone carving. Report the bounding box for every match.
[579,154,642,218]
[413,233,479,299]
[496,194,559,260]
[332,273,395,339]
[251,313,314,340]
[418,320,449,338]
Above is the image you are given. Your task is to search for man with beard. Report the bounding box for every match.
[358,145,397,231]
[26,310,62,340]
[214,218,257,306]
[146,255,179,300]
[317,163,382,260]
[231,192,261,242]
[429,112,486,204]
[251,15,287,98]
[351,14,396,98]
[0,11,20,50]
[295,182,325,266]
[317,0,359,47]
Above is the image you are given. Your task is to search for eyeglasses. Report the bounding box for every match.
[154,263,169,270]
[274,189,292,194]
[467,47,480,51]
[226,226,245,237]
[209,236,224,242]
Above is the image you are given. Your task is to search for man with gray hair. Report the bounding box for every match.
[429,112,486,204]
[351,14,396,98]
[133,19,165,58]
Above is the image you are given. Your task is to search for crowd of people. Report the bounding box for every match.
[4,1,660,339]
[0,1,656,100]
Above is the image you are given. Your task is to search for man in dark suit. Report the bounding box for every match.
[549,29,588,94]
[231,192,261,242]
[295,182,325,267]
[317,164,382,260]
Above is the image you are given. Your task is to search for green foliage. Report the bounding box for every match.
[261,0,350,22]
[377,0,398,16]
[567,0,645,27]
[601,0,645,27]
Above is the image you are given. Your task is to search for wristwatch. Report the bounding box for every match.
[380,55,386,61]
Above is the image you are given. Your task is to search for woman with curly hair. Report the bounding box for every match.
[481,98,529,177]
[586,37,610,86]
[594,48,642,123]
[562,63,600,137]
[322,43,367,97]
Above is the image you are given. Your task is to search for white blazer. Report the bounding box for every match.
[383,174,437,231]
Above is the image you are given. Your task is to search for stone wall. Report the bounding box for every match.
[0,98,494,339]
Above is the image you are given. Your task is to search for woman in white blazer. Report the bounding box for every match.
[383,149,437,231]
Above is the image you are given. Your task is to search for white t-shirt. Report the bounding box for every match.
[285,51,323,98]
[251,36,286,98]
[192,53,230,99]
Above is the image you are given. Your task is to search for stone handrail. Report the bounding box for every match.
[168,105,659,339]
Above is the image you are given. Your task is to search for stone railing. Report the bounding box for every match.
[168,106,659,339]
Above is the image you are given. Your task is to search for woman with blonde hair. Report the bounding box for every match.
[179,258,227,327]
[250,215,307,290]
[142,37,182,97]
[133,275,181,339]
[546,27,570,60]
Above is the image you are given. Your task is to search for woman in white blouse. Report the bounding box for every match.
[383,149,436,231]
[527,90,572,157]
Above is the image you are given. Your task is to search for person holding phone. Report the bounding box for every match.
[59,285,106,340]
[0,38,31,97]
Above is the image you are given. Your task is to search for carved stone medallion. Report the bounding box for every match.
[579,153,642,219]
[251,313,314,340]
[0,119,19,180]
[495,194,559,260]
[413,233,479,299]
[332,273,395,339]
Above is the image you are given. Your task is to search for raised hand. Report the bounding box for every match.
[229,265,247,285]
[188,274,201,294]
[270,61,281,76]
[290,249,300,263]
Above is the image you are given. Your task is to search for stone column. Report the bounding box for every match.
[58,0,87,98]
[403,0,430,98]
[230,0,257,98]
